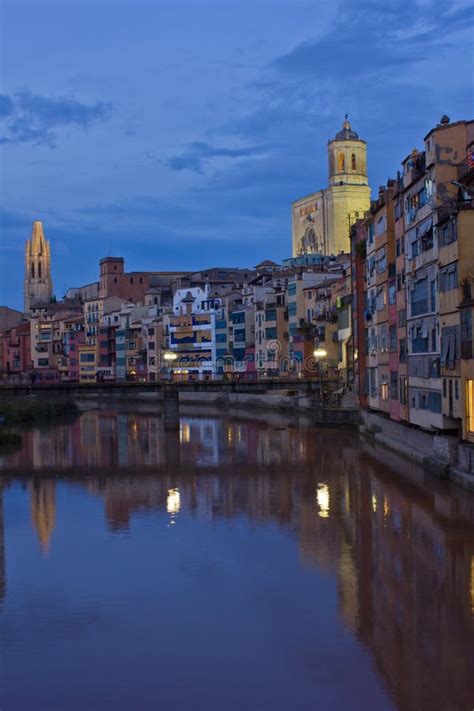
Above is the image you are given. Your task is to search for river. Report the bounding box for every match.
[0,402,473,711]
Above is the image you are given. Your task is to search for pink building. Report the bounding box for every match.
[0,322,31,381]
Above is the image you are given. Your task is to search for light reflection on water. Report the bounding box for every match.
[0,405,473,711]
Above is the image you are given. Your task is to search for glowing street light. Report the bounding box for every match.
[313,348,327,358]
[163,351,177,381]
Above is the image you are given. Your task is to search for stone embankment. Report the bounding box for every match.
[359,409,474,491]
[177,390,358,423]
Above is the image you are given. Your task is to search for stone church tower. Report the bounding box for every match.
[24,221,53,312]
[292,117,371,256]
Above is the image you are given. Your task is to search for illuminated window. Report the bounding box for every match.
[338,153,345,172]
[380,382,389,401]
[466,380,474,432]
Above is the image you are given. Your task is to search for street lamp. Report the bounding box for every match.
[163,351,177,381]
[313,348,327,379]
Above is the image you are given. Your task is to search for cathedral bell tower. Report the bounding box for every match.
[292,116,371,257]
[24,221,53,312]
[328,115,368,187]
[325,116,371,254]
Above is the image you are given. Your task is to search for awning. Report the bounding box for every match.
[417,218,433,237]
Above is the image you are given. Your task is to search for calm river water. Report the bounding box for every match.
[0,403,473,711]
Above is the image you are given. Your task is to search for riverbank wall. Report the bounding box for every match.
[359,409,474,491]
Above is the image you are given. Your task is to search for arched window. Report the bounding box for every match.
[38,261,42,278]
[351,153,356,170]
[31,263,35,278]
[338,153,345,172]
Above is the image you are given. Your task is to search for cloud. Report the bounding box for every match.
[273,0,474,79]
[156,141,265,174]
[0,91,113,147]
[0,95,13,118]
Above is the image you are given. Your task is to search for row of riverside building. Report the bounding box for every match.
[1,115,474,441]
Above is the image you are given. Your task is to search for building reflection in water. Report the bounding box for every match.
[0,485,5,601]
[1,408,474,709]
[29,480,56,553]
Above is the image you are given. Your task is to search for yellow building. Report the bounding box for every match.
[78,343,97,383]
[292,117,371,257]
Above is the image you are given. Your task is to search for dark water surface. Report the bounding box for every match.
[0,404,474,711]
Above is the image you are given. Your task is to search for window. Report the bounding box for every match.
[265,309,277,322]
[455,379,459,400]
[80,353,95,363]
[338,153,345,171]
[38,358,49,366]
[369,368,377,398]
[400,377,408,404]
[376,216,387,236]
[379,324,388,353]
[377,247,387,273]
[398,309,406,328]
[396,239,401,257]
[380,380,389,401]
[439,263,458,292]
[461,309,473,359]
[114,277,117,284]
[265,327,277,339]
[438,219,457,247]
[389,325,397,352]
[410,322,429,353]
[367,223,374,245]
[441,325,460,369]
[411,277,429,316]
[376,287,386,311]
[148,342,155,350]
[412,389,441,413]
[351,153,356,170]
[399,338,407,363]
[390,372,398,400]
[388,285,396,305]
[38,262,42,278]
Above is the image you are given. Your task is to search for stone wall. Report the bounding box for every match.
[361,410,434,458]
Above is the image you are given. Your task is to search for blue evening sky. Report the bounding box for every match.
[1,0,473,309]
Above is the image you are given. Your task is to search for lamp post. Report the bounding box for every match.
[163,351,177,381]
[313,348,327,379]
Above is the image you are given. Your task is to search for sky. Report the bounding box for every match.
[1,0,473,310]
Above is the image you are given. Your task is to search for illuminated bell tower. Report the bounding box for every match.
[24,221,53,312]
[325,116,371,254]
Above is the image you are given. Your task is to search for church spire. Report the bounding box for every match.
[29,220,48,256]
[24,220,53,312]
